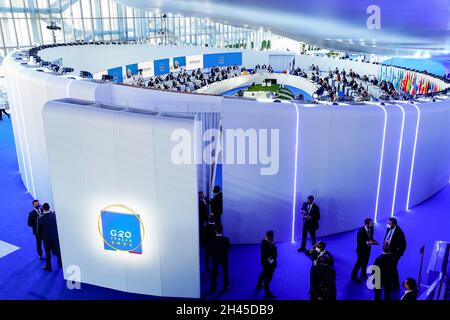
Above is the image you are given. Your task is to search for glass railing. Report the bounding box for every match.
[419,241,449,300]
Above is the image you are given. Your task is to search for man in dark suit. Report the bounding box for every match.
[310,255,336,300]
[298,195,320,253]
[198,191,209,246]
[210,225,230,292]
[207,186,223,229]
[204,215,216,274]
[384,217,407,289]
[401,278,418,302]
[256,230,277,298]
[351,218,378,283]
[27,199,43,260]
[37,203,62,271]
[374,245,396,301]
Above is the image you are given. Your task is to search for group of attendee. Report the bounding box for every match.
[199,186,230,293]
[199,192,417,301]
[143,65,244,92]
[27,199,61,271]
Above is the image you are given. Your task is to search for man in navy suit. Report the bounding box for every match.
[27,199,43,260]
[351,218,378,283]
[298,195,320,253]
[37,203,62,271]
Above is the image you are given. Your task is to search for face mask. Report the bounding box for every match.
[386,224,391,229]
[315,247,321,253]
[34,205,40,209]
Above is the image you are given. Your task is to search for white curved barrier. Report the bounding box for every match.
[3,45,450,297]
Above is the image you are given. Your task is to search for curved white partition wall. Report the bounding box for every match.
[3,44,450,297]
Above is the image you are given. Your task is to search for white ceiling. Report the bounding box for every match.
[113,0,450,57]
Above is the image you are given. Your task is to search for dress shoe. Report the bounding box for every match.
[264,292,277,299]
[255,284,263,290]
[38,256,44,260]
[42,267,52,272]
[297,247,306,253]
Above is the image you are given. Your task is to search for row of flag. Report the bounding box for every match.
[377,65,443,95]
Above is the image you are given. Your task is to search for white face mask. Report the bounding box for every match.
[315,247,321,253]
[386,224,392,229]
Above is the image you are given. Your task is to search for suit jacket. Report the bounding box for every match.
[37,212,59,242]
[261,238,277,269]
[198,199,209,226]
[27,208,42,235]
[311,249,334,266]
[209,192,223,216]
[384,226,407,257]
[374,253,396,285]
[401,290,418,302]
[356,226,374,255]
[210,235,230,262]
[301,202,320,230]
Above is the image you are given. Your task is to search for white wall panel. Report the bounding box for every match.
[43,99,199,298]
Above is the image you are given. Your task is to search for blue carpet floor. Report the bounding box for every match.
[1,117,449,300]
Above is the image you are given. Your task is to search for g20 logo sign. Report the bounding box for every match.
[98,204,144,254]
[218,56,225,65]
[110,229,132,238]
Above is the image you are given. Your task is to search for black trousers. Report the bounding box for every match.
[351,251,370,279]
[257,265,275,293]
[392,254,401,288]
[300,224,317,249]
[211,257,229,290]
[374,284,392,301]
[43,239,62,270]
[213,213,222,229]
[34,234,43,258]
[205,249,212,273]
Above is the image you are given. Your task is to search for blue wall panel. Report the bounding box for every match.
[125,63,138,77]
[173,56,186,68]
[154,58,170,76]
[107,66,123,83]
[203,52,242,68]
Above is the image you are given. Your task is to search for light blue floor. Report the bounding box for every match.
[1,117,449,300]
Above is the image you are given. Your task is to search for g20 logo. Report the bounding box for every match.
[218,56,225,65]
[98,204,144,254]
[110,229,132,239]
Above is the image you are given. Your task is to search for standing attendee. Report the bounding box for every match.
[298,195,320,253]
[204,215,216,274]
[27,199,43,260]
[351,218,378,283]
[310,241,334,266]
[210,225,230,292]
[198,191,209,246]
[384,217,407,289]
[374,245,396,301]
[207,186,223,229]
[37,203,62,271]
[401,278,418,302]
[256,230,277,298]
[310,255,336,301]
